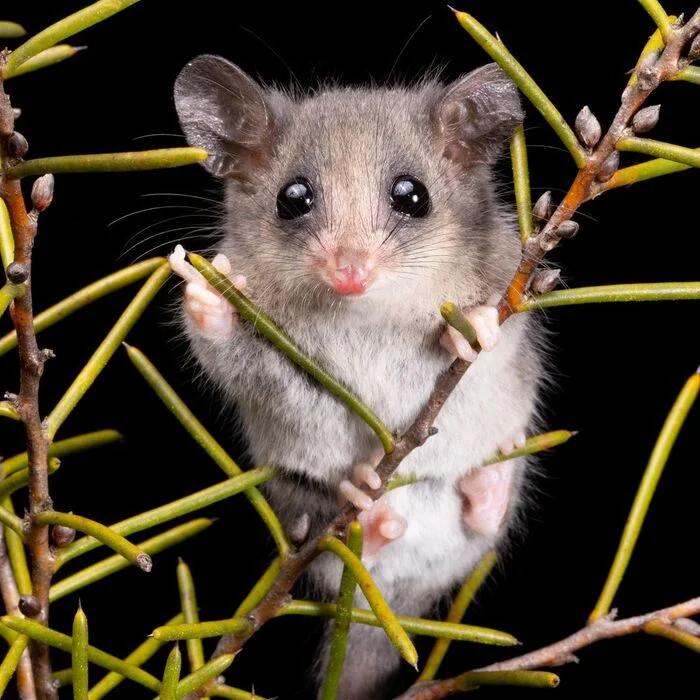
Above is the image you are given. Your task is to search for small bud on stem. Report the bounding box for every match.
[531,268,561,294]
[18,595,42,618]
[575,106,601,148]
[51,524,76,548]
[597,151,620,182]
[533,191,553,223]
[6,262,28,284]
[7,132,28,159]
[31,174,55,212]
[632,105,661,134]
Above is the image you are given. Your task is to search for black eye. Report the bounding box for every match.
[390,176,430,217]
[276,178,314,220]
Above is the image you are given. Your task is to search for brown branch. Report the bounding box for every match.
[0,527,36,699]
[184,12,700,699]
[396,596,700,699]
[0,52,56,700]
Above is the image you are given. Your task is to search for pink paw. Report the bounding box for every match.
[339,456,407,560]
[169,244,245,342]
[459,459,515,538]
[440,302,501,362]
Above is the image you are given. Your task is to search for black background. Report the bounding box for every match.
[2,0,699,697]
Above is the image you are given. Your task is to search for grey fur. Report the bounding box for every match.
[174,56,543,699]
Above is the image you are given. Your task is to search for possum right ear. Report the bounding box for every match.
[174,55,276,180]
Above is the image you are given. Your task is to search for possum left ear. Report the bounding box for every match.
[433,63,524,165]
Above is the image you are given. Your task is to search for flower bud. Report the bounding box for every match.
[533,191,553,223]
[632,105,660,133]
[556,220,580,239]
[31,174,54,212]
[51,524,76,548]
[575,106,601,148]
[531,268,561,294]
[18,594,42,617]
[6,261,28,284]
[7,131,28,159]
[597,151,620,182]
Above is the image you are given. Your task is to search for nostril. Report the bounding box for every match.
[332,264,369,295]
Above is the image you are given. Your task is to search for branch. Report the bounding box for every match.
[398,596,700,699]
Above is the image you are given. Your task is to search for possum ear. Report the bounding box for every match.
[175,55,278,179]
[434,63,524,165]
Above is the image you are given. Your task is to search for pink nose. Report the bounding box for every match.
[332,264,368,295]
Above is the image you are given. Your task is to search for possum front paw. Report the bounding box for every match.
[169,244,245,342]
[459,459,515,538]
[440,298,502,362]
[339,455,407,560]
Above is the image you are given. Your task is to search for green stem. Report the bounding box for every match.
[0,257,164,358]
[125,344,289,558]
[509,125,533,244]
[177,560,205,672]
[0,505,24,538]
[279,600,517,645]
[455,670,559,691]
[52,668,73,687]
[638,0,672,41]
[45,263,170,440]
[159,645,182,700]
[483,430,576,465]
[0,458,60,503]
[4,45,86,79]
[189,253,395,453]
[152,619,251,641]
[162,655,234,699]
[0,634,29,695]
[0,198,14,270]
[418,551,497,682]
[0,21,26,38]
[233,558,281,617]
[9,148,207,179]
[35,511,152,571]
[0,615,161,692]
[2,499,31,595]
[517,281,700,310]
[56,467,274,567]
[87,613,184,700]
[452,10,585,167]
[589,370,700,622]
[616,137,700,168]
[440,302,477,345]
[318,536,417,667]
[3,429,123,477]
[209,686,264,700]
[50,519,213,602]
[321,521,363,700]
[4,0,141,74]
[643,620,700,653]
[673,66,700,85]
[72,606,89,700]
[0,283,24,317]
[0,402,19,420]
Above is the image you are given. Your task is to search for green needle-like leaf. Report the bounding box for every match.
[209,687,264,700]
[163,655,234,699]
[279,600,517,646]
[189,253,395,453]
[45,263,170,440]
[4,0,141,74]
[0,458,61,503]
[0,505,24,538]
[35,511,152,571]
[0,616,160,692]
[318,536,417,667]
[418,551,497,682]
[2,499,31,594]
[4,44,86,78]
[0,258,164,358]
[601,153,696,189]
[159,645,181,700]
[0,402,19,420]
[72,606,89,700]
[233,558,281,617]
[452,10,585,167]
[176,560,205,672]
[616,137,700,169]
[57,467,273,567]
[3,430,123,478]
[9,148,208,179]
[644,620,700,653]
[440,302,477,346]
[0,634,29,696]
[321,521,363,700]
[638,0,672,40]
[517,282,700,310]
[152,619,251,641]
[674,66,700,85]
[0,199,14,271]
[126,344,289,558]
[50,519,213,602]
[510,125,534,244]
[0,283,24,318]
[88,613,184,700]
[483,430,577,465]
[455,670,560,691]
[589,370,700,622]
[0,21,26,38]
[53,668,74,687]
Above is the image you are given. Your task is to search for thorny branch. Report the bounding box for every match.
[184,8,700,699]
[397,596,700,699]
[0,50,56,699]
